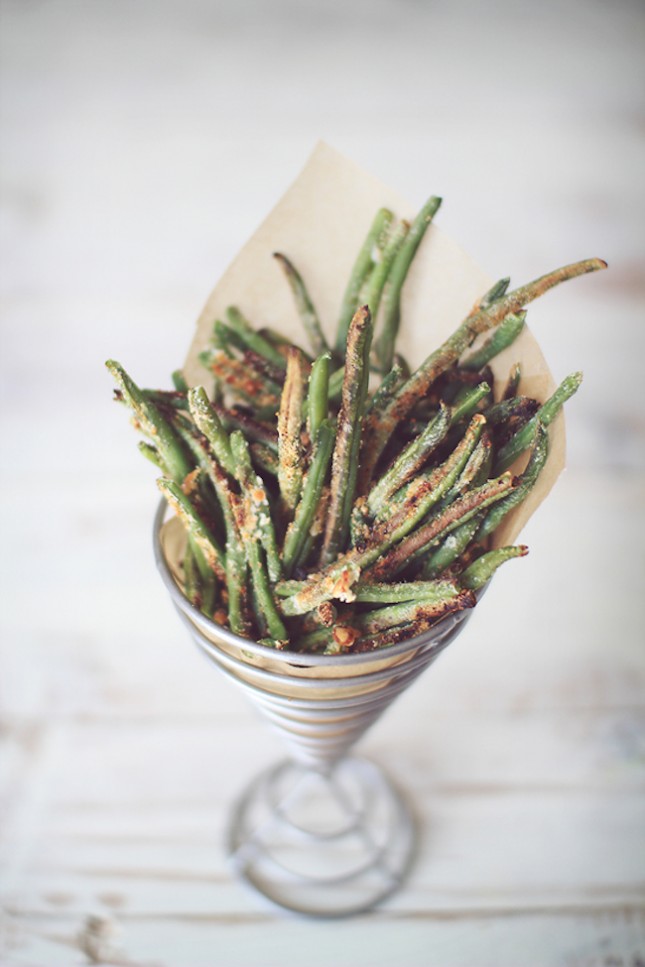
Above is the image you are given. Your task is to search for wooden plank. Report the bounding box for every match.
[2,717,643,921]
[2,908,644,967]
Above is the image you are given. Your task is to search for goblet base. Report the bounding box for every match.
[227,756,416,917]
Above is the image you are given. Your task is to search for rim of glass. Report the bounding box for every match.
[153,498,476,668]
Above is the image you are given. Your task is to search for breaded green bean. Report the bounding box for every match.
[200,351,280,411]
[279,415,486,616]
[353,579,460,604]
[277,347,309,513]
[171,369,189,393]
[273,253,330,358]
[230,430,282,583]
[360,259,605,487]
[306,352,331,440]
[460,545,528,590]
[137,441,167,472]
[479,277,511,308]
[157,477,226,580]
[460,312,527,371]
[184,536,217,617]
[335,207,394,354]
[375,414,486,524]
[449,382,491,425]
[503,362,521,400]
[320,306,372,564]
[366,471,516,582]
[214,405,278,449]
[364,359,406,418]
[494,372,582,473]
[249,442,279,478]
[441,434,493,503]
[360,218,410,340]
[225,306,287,369]
[106,360,192,484]
[419,515,483,579]
[374,195,442,372]
[365,403,450,517]
[246,540,287,642]
[187,386,236,476]
[282,420,335,577]
[479,421,549,539]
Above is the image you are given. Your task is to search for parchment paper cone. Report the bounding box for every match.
[176,141,563,571]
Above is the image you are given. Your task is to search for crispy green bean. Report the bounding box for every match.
[298,587,476,653]
[354,579,460,604]
[441,434,493,503]
[479,421,549,539]
[225,541,249,638]
[182,538,201,609]
[142,388,189,412]
[364,360,406,418]
[276,578,459,604]
[365,404,450,517]
[209,321,239,358]
[242,349,285,387]
[360,259,605,487]
[503,362,521,400]
[485,395,539,427]
[460,545,528,590]
[352,590,477,652]
[214,405,278,449]
[187,386,236,476]
[461,312,527,371]
[321,306,372,564]
[250,442,279,478]
[246,540,287,641]
[282,420,335,577]
[306,352,331,440]
[353,592,462,634]
[230,430,282,583]
[225,306,287,369]
[106,360,192,484]
[495,372,582,473]
[137,441,167,472]
[277,347,309,513]
[449,381,491,425]
[335,208,394,354]
[167,416,250,633]
[200,351,280,411]
[419,515,483,579]
[479,277,511,309]
[279,415,485,615]
[374,195,442,372]
[366,471,515,582]
[157,477,226,579]
[273,253,330,358]
[360,218,410,340]
[375,413,486,524]
[171,369,189,393]
[184,536,217,617]
[327,364,345,402]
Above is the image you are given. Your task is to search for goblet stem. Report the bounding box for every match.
[226,756,416,917]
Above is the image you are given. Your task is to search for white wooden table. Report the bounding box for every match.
[1,2,644,964]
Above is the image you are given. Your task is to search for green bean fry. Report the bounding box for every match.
[109,193,604,653]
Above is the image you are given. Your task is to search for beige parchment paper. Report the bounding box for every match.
[183,141,564,550]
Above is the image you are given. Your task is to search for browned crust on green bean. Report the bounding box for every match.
[277,347,309,512]
[320,305,372,564]
[365,472,516,581]
[359,258,606,490]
